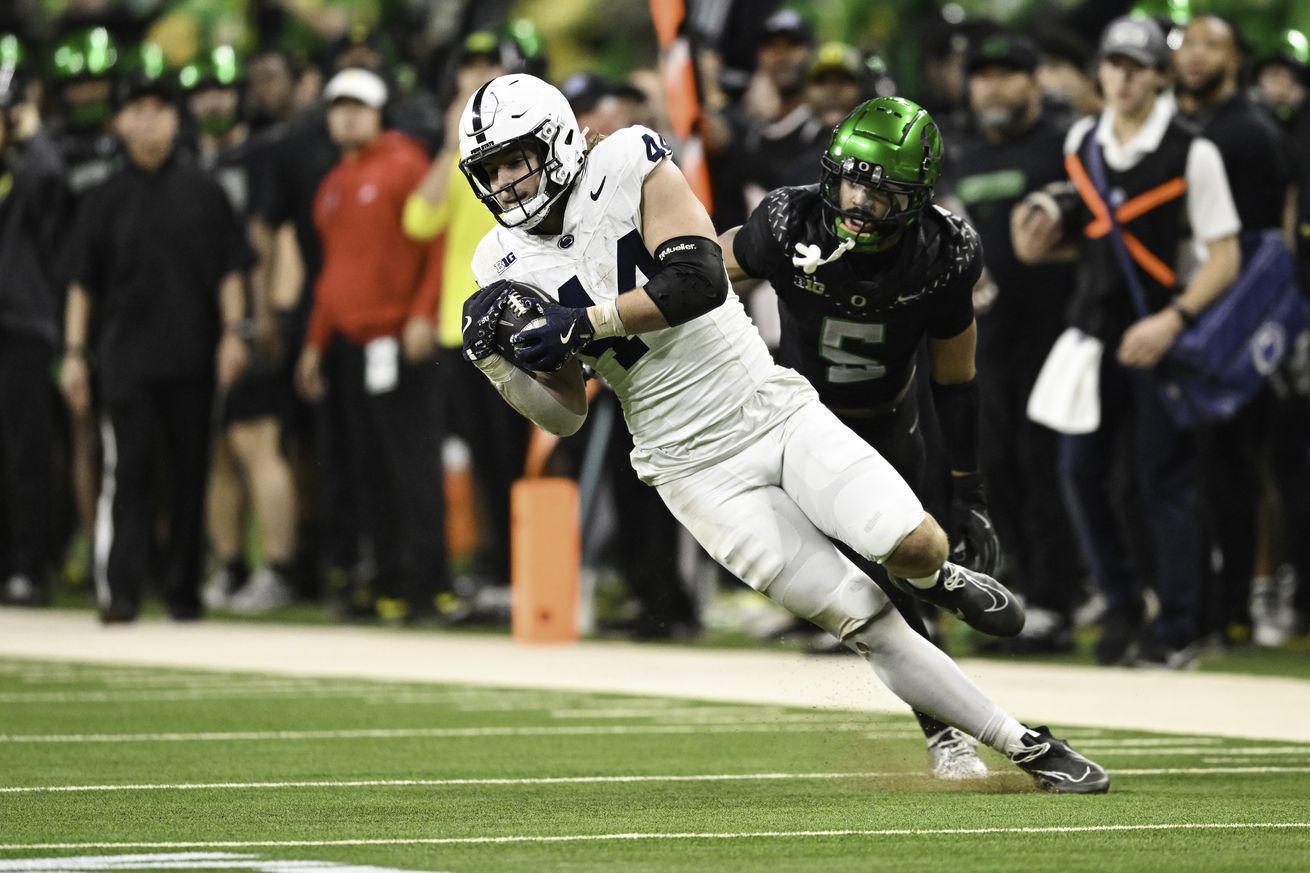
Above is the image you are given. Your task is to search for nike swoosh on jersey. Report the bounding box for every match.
[590,178,607,200]
[462,316,472,333]
[559,324,575,343]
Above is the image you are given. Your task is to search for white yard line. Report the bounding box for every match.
[0,724,921,744]
[2,822,1308,852]
[2,765,1309,795]
[1,610,1308,741]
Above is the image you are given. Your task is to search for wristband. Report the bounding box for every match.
[586,299,625,339]
[1170,300,1197,328]
[473,353,518,384]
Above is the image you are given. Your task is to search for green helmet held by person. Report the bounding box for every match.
[178,44,244,93]
[820,95,943,251]
[48,26,119,82]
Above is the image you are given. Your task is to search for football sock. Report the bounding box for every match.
[904,568,941,589]
[847,605,1029,756]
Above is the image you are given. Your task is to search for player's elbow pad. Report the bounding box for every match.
[644,236,730,326]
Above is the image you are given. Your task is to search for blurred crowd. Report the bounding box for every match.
[0,0,1308,666]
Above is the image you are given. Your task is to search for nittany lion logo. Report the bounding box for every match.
[1251,322,1286,376]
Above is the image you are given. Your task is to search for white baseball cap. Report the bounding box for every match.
[323,68,388,108]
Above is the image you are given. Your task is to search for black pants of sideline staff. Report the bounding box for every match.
[1059,358,1202,654]
[0,332,56,591]
[95,375,214,620]
[324,340,446,617]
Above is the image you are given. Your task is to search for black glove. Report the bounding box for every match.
[510,295,595,372]
[949,472,1001,577]
[461,280,515,363]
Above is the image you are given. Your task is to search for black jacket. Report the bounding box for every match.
[0,131,71,342]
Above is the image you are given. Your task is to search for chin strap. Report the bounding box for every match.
[791,237,855,275]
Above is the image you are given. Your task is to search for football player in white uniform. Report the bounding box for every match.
[456,74,1108,793]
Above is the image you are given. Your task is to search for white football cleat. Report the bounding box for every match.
[927,727,989,781]
[228,568,294,614]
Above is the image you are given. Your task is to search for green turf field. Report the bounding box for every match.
[1,657,1307,872]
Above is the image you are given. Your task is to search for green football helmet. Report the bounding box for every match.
[0,33,23,70]
[178,45,244,92]
[819,96,943,250]
[49,27,119,82]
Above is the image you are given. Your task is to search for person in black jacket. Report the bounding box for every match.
[58,71,250,623]
[0,69,70,605]
[1175,15,1310,648]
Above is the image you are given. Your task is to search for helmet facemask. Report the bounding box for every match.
[820,153,931,250]
[460,119,573,230]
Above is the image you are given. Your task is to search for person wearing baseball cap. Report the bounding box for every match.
[1013,14,1241,670]
[805,42,865,127]
[1098,15,1171,70]
[295,65,447,624]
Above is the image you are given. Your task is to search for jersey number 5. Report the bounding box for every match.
[556,229,656,370]
[819,318,887,384]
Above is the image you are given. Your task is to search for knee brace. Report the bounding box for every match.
[768,564,890,642]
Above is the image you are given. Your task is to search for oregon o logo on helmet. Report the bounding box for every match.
[1251,322,1286,376]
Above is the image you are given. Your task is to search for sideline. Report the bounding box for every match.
[3,822,1309,852]
[1,610,1308,741]
[2,765,1309,794]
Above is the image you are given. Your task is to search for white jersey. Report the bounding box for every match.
[471,125,816,484]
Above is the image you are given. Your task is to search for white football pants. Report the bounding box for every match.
[655,398,925,639]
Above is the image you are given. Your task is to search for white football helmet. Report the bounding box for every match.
[457,74,587,230]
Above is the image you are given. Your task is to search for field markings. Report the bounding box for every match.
[2,822,1308,852]
[0,724,923,744]
[3,765,1309,795]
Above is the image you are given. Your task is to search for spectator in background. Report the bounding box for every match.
[46,27,125,591]
[295,68,445,624]
[1175,15,1309,648]
[1254,47,1308,128]
[404,33,523,618]
[805,42,866,129]
[0,61,68,606]
[701,8,818,229]
[252,42,344,605]
[1033,28,1102,122]
[945,33,1081,651]
[244,47,297,133]
[1012,16,1241,668]
[181,46,299,614]
[59,69,250,623]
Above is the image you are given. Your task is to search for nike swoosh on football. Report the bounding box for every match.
[590,178,607,200]
[559,324,575,343]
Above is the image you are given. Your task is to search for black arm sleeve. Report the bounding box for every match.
[644,235,730,326]
[931,377,980,474]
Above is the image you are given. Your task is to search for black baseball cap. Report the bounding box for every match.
[114,69,176,109]
[761,9,814,46]
[459,31,501,64]
[561,71,612,113]
[967,33,1039,75]
[1098,16,1170,69]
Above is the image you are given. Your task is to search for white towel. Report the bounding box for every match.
[1027,327,1104,434]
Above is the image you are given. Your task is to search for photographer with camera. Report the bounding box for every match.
[1013,17,1240,669]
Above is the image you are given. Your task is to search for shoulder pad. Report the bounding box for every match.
[588,125,671,179]
[926,207,982,283]
[761,185,822,248]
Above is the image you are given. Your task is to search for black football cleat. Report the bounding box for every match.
[896,562,1025,637]
[1008,726,1110,794]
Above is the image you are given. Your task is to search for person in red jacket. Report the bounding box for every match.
[295,68,446,622]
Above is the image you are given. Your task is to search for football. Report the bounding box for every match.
[494,282,551,369]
